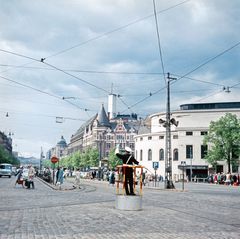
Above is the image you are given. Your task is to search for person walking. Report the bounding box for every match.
[15,166,24,187]
[109,170,115,186]
[115,146,139,195]
[74,168,81,189]
[27,165,35,189]
[56,167,64,190]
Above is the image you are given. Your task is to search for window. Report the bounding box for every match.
[148,149,152,161]
[201,145,208,159]
[159,149,164,161]
[159,136,164,139]
[186,131,193,136]
[173,148,178,161]
[173,135,178,139]
[201,131,208,136]
[186,145,193,159]
[140,137,143,141]
[148,136,152,140]
[140,150,143,161]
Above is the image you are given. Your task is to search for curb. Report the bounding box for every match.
[37,177,76,191]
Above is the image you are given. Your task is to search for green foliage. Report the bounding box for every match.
[52,147,99,170]
[203,113,240,172]
[0,145,19,165]
[42,159,52,168]
[108,148,122,170]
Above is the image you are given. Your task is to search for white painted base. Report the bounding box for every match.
[115,195,142,211]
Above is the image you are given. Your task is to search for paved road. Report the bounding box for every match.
[0,177,239,239]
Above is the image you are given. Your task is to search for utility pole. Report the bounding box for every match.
[165,73,177,189]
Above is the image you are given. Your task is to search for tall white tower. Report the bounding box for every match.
[108,93,117,119]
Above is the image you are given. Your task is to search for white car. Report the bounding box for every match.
[0,163,12,178]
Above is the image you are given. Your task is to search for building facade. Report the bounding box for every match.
[67,103,145,166]
[135,102,240,181]
[46,136,68,160]
[0,131,12,153]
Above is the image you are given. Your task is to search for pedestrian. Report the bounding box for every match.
[109,170,115,186]
[55,167,60,185]
[142,171,146,186]
[27,165,35,189]
[15,166,24,188]
[115,146,139,196]
[74,168,81,189]
[56,167,64,190]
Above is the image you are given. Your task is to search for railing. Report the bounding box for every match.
[116,165,145,196]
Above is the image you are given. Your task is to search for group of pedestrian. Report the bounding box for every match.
[15,165,36,189]
[208,172,240,186]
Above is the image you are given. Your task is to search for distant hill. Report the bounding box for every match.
[18,156,40,167]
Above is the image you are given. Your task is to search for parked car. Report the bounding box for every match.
[0,163,13,178]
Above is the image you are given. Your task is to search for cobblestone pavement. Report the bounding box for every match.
[0,177,239,239]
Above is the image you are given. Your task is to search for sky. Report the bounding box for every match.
[0,0,240,158]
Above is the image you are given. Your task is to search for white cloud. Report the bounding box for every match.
[1,0,240,157]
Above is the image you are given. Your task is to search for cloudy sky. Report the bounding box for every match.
[0,0,239,158]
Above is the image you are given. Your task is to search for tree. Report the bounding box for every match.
[0,145,19,165]
[203,113,240,173]
[88,148,99,167]
[108,148,122,170]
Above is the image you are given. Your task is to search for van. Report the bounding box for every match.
[0,163,12,178]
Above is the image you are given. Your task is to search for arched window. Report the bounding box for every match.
[148,149,152,161]
[159,148,164,161]
[173,148,178,161]
[140,150,143,161]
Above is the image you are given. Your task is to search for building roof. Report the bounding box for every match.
[97,104,110,127]
[180,102,240,110]
[57,136,67,147]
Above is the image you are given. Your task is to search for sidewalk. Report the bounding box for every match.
[37,176,76,191]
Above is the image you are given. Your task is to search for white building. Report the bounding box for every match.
[135,102,240,181]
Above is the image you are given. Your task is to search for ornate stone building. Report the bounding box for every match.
[67,94,148,166]
[46,136,68,160]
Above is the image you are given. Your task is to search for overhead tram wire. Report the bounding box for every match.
[0,64,166,76]
[174,40,240,83]
[194,89,226,102]
[0,1,191,76]
[0,48,110,95]
[42,61,110,94]
[44,0,191,60]
[0,75,91,112]
[153,0,167,86]
[120,40,240,113]
[170,74,226,87]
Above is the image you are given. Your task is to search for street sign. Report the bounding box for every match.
[51,156,59,164]
[152,162,159,170]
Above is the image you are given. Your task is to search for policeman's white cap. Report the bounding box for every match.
[125,146,132,153]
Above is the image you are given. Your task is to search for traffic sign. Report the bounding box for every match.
[152,162,159,170]
[51,156,59,164]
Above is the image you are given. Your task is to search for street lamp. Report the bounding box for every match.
[181,161,186,191]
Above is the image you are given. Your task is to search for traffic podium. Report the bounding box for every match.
[115,165,144,211]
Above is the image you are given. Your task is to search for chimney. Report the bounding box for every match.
[108,93,116,119]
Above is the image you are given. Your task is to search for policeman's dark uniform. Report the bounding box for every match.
[115,148,139,195]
